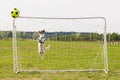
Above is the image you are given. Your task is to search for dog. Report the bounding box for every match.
[38,30,50,60]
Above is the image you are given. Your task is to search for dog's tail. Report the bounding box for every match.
[45,45,50,51]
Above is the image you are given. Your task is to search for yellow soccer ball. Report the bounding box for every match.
[11,8,20,18]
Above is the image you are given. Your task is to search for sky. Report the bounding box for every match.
[0,0,120,33]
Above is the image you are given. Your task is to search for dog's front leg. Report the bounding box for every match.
[38,43,41,55]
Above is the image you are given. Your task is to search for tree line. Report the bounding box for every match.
[0,31,120,42]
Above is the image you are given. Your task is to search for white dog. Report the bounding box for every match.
[38,30,50,60]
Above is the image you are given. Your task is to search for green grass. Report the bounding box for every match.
[0,40,120,80]
[16,40,103,70]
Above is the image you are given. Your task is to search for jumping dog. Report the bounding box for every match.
[38,30,50,60]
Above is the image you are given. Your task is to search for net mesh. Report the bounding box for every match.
[14,17,105,72]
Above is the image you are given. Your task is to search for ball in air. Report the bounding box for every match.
[11,8,20,18]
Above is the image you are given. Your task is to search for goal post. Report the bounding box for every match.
[12,16,108,73]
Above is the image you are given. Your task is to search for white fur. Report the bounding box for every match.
[38,32,50,60]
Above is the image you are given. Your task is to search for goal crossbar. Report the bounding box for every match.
[19,16,105,20]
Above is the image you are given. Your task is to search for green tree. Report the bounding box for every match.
[32,32,39,40]
[0,31,2,39]
[110,32,119,41]
[7,31,12,39]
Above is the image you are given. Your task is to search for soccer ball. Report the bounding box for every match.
[11,8,20,18]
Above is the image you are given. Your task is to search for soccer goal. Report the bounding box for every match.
[12,17,108,73]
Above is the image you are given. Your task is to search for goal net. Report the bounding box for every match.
[12,17,108,73]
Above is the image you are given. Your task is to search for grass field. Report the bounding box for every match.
[0,40,120,80]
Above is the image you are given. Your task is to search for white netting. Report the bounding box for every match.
[13,17,108,73]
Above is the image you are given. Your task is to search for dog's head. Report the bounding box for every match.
[38,30,45,43]
[38,30,45,34]
[38,30,45,36]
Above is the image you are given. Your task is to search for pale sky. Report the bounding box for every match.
[0,0,120,33]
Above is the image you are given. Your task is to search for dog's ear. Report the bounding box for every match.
[38,31,41,34]
[43,30,45,33]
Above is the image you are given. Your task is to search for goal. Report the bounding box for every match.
[12,17,108,73]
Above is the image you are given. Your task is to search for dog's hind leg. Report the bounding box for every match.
[41,53,44,60]
[41,46,45,60]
